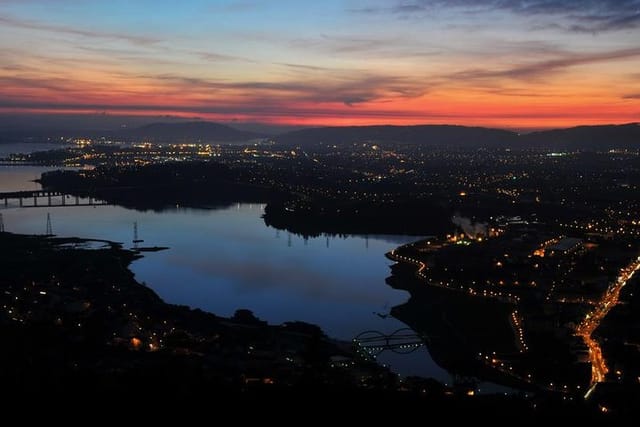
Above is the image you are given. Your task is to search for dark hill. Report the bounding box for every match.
[275,125,518,148]
[2,120,639,149]
[522,123,640,149]
[118,121,266,143]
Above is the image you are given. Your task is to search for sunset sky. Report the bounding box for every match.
[1,0,639,130]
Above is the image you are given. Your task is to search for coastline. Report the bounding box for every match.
[0,231,618,418]
[0,231,402,396]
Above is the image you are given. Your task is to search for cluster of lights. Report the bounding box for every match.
[560,221,640,237]
[389,245,521,304]
[478,351,579,395]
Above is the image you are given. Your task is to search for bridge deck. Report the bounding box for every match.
[1,190,108,208]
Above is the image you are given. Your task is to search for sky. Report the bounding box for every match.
[0,0,639,130]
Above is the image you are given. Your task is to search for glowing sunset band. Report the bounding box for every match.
[0,1,639,129]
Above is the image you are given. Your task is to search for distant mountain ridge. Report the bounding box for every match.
[1,120,638,149]
[117,121,266,142]
[0,120,266,143]
[520,123,640,149]
[275,124,518,147]
[276,123,640,149]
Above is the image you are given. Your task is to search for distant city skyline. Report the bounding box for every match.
[1,0,639,129]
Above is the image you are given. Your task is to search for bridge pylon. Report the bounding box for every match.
[45,212,53,236]
[133,221,144,249]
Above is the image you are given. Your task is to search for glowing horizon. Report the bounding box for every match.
[1,1,639,130]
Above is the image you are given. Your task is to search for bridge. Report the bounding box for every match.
[353,328,424,356]
[0,190,108,208]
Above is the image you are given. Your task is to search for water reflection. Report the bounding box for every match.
[0,165,448,382]
[0,166,58,192]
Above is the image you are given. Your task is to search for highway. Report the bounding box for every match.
[390,242,640,397]
[576,255,640,389]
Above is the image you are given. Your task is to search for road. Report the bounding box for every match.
[575,255,640,387]
[388,245,520,303]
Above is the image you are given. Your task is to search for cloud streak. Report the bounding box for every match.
[289,34,441,59]
[0,65,428,116]
[450,47,640,81]
[196,51,254,63]
[143,71,427,106]
[380,0,640,32]
[0,15,160,45]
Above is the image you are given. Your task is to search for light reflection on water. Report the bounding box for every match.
[0,165,449,382]
[0,166,58,192]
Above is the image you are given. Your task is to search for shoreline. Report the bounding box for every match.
[0,230,406,395]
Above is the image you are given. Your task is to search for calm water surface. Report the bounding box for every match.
[0,165,449,382]
[0,143,73,191]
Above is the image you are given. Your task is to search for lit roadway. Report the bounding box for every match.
[576,256,640,394]
[388,244,520,304]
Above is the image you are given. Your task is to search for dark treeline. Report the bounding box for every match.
[39,162,276,211]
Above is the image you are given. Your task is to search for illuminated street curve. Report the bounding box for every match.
[576,256,640,391]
